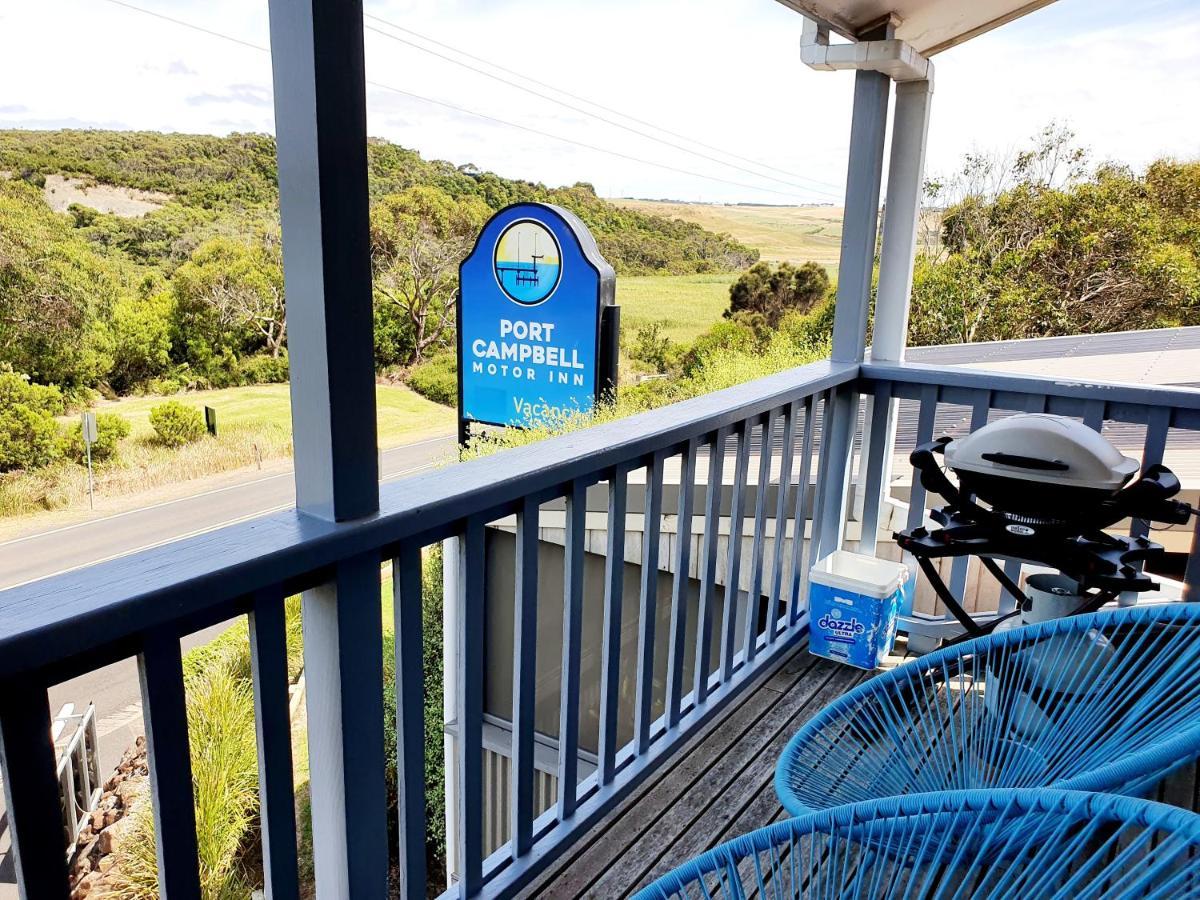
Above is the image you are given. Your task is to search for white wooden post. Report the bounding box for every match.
[816,65,891,560]
[859,77,934,556]
[266,0,386,894]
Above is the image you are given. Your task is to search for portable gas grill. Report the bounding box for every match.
[895,413,1195,639]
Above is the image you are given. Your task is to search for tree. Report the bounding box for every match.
[170,234,286,381]
[0,180,120,390]
[910,127,1200,346]
[369,185,490,363]
[726,261,830,327]
[108,290,174,392]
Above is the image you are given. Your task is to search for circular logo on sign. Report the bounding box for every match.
[493,219,562,305]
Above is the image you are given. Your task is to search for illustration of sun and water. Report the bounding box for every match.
[493,220,561,304]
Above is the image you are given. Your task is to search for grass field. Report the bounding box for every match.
[617,273,737,344]
[85,382,453,446]
[613,199,844,271]
[0,383,455,520]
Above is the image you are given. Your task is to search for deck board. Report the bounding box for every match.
[630,664,867,889]
[523,641,875,898]
[525,638,1200,898]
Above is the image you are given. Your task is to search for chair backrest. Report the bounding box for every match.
[776,602,1200,816]
[635,789,1200,900]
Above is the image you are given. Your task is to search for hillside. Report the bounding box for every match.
[611,198,844,272]
[0,130,757,276]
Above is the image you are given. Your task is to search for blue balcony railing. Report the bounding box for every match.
[0,357,1196,898]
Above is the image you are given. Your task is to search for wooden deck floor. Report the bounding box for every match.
[520,639,880,898]
[521,636,1200,899]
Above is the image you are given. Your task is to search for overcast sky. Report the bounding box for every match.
[1,0,1197,205]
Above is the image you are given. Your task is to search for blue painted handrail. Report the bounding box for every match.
[634,789,1200,899]
[776,603,1200,817]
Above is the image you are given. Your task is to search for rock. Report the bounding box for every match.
[97,825,122,856]
[102,808,119,828]
[114,778,142,805]
[73,871,102,898]
[70,839,97,879]
[90,810,104,831]
[98,855,116,875]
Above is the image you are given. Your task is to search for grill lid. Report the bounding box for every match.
[943,413,1140,492]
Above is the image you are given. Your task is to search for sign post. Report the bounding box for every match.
[81,411,97,510]
[457,202,617,445]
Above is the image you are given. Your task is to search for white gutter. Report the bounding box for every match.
[801,17,933,83]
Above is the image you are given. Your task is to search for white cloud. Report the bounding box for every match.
[0,0,1195,204]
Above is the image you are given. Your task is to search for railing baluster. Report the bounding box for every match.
[693,428,729,705]
[139,632,201,900]
[788,395,818,623]
[857,382,893,556]
[393,545,428,898]
[249,588,300,900]
[948,394,991,614]
[768,402,800,642]
[0,684,70,899]
[457,518,486,895]
[1123,408,1171,605]
[511,496,539,856]
[598,465,628,786]
[634,452,665,753]
[813,385,862,562]
[809,392,836,563]
[1001,394,1048,597]
[303,556,388,894]
[720,420,753,682]
[742,410,777,663]
[1083,398,1105,432]
[900,385,940,637]
[904,384,940,535]
[1133,408,1171,540]
[666,438,699,728]
[558,480,587,820]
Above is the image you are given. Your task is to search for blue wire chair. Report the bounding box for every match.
[775,603,1200,818]
[633,789,1200,899]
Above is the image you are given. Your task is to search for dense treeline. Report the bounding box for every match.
[0,129,758,398]
[909,129,1200,345]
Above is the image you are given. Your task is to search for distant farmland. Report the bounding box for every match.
[611,199,845,273]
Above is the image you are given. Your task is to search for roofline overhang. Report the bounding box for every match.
[774,0,1057,55]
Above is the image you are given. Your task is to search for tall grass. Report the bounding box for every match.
[0,422,292,518]
[106,597,303,899]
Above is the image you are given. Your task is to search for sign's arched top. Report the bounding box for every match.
[493,218,563,306]
[458,202,617,433]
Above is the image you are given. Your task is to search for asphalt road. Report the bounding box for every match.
[0,433,455,886]
[0,434,456,592]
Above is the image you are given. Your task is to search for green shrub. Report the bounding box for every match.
[626,320,674,373]
[407,352,457,406]
[62,412,131,464]
[677,316,766,377]
[727,260,830,327]
[0,371,65,472]
[149,400,205,446]
[238,351,289,385]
